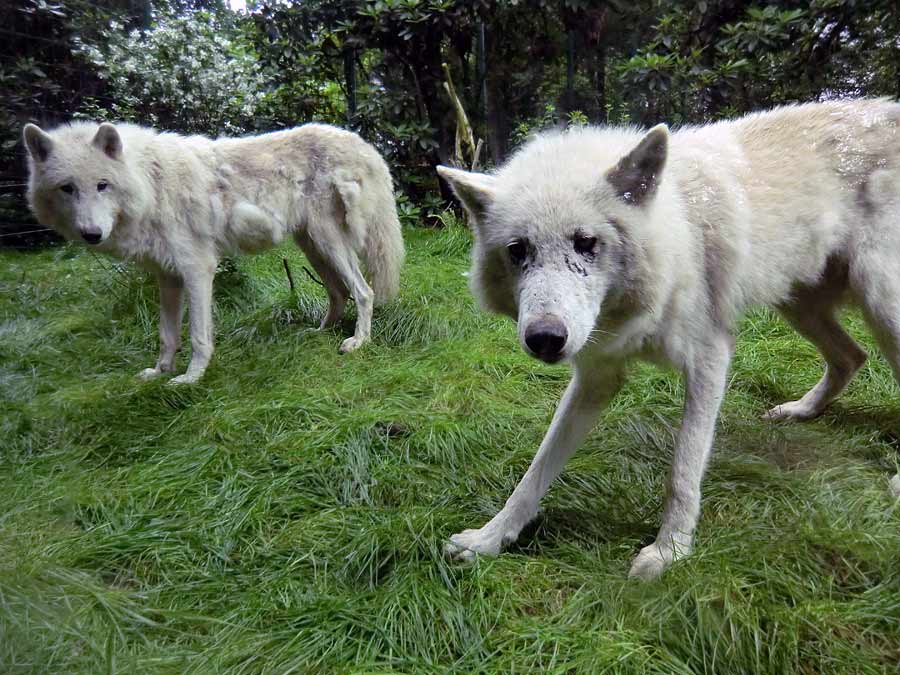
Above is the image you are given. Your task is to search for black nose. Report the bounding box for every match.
[524,317,568,362]
[81,228,102,244]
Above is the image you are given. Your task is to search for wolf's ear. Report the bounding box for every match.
[23,124,53,162]
[437,165,497,226]
[606,124,668,205]
[92,123,123,159]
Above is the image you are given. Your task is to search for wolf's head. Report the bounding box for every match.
[438,124,668,364]
[24,122,142,246]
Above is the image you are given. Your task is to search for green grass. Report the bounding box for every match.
[1,224,898,673]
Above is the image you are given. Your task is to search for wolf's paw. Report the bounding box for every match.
[763,401,821,421]
[168,372,201,386]
[628,541,683,581]
[444,525,515,563]
[890,474,900,499]
[137,367,164,381]
[339,336,368,353]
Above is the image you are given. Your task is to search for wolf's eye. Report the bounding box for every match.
[507,239,528,264]
[574,234,597,255]
[97,181,108,192]
[59,184,74,194]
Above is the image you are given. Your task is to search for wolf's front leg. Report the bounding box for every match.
[138,273,184,380]
[446,364,624,562]
[169,264,215,385]
[629,334,733,580]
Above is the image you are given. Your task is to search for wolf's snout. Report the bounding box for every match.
[524,317,568,363]
[80,227,102,244]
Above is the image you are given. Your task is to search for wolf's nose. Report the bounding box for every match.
[81,228,102,244]
[524,317,568,362]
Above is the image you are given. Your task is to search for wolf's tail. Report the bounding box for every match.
[361,168,405,305]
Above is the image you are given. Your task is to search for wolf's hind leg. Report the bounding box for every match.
[850,217,900,498]
[332,251,374,353]
[302,225,373,353]
[445,364,624,562]
[851,247,900,496]
[138,272,184,380]
[765,303,866,421]
[855,275,900,387]
[295,232,349,329]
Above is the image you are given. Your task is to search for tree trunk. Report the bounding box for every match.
[476,21,487,128]
[693,0,753,118]
[344,47,357,129]
[594,48,607,123]
[583,5,611,123]
[128,0,151,32]
[561,29,576,115]
[484,69,508,165]
[410,29,455,194]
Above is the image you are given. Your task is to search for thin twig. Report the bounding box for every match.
[282,257,295,292]
[0,228,55,238]
[303,266,324,287]
[87,250,131,290]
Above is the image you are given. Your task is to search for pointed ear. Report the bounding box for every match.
[437,165,497,225]
[23,123,53,162]
[92,123,123,159]
[606,124,668,205]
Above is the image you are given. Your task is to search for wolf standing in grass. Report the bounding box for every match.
[439,98,900,579]
[24,121,404,383]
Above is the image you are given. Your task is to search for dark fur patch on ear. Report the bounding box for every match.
[607,125,668,205]
[93,123,123,159]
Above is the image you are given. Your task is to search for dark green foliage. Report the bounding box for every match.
[4,1,899,241]
[616,1,900,125]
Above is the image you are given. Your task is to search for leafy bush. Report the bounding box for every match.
[75,12,269,135]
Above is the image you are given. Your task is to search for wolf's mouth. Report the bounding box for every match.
[534,352,564,364]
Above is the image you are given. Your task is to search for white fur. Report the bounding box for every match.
[439,98,900,579]
[25,121,405,382]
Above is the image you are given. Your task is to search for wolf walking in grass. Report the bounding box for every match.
[24,121,404,383]
[439,98,900,579]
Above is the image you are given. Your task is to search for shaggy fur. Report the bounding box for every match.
[439,98,900,579]
[24,121,404,383]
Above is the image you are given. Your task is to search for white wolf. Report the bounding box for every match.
[438,98,900,580]
[24,121,404,383]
